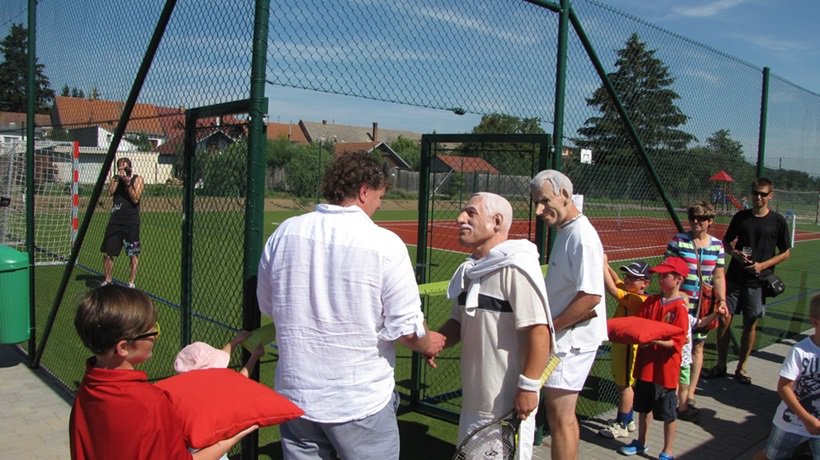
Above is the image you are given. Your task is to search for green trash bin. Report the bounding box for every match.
[0,245,30,344]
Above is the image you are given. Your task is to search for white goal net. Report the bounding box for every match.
[0,140,78,265]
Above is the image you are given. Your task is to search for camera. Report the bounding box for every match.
[124,167,132,176]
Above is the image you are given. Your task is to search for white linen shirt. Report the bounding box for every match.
[256,204,425,423]
[545,214,608,353]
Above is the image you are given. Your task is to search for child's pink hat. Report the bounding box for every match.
[174,341,230,373]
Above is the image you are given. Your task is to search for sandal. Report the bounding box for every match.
[702,366,727,379]
[735,369,752,385]
[686,400,700,415]
[677,408,700,424]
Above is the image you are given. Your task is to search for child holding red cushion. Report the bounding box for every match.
[69,285,257,460]
[617,257,690,460]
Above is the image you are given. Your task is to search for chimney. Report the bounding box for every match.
[372,122,379,142]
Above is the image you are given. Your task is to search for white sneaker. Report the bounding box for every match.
[627,420,637,432]
[598,421,629,439]
[128,282,135,288]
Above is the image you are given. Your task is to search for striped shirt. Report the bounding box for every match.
[665,232,725,307]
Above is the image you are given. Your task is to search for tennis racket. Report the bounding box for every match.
[451,354,561,460]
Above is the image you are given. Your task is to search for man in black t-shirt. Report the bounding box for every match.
[706,177,791,385]
[100,158,144,288]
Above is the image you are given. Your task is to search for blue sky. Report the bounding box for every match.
[266,0,820,136]
[604,0,819,94]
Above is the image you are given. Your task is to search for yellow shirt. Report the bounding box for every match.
[613,281,648,317]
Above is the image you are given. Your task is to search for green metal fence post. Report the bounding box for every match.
[25,0,37,362]
[757,66,770,178]
[242,0,270,456]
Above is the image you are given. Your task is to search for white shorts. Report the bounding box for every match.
[545,348,597,392]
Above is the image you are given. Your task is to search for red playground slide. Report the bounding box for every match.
[726,192,743,210]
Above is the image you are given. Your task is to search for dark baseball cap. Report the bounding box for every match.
[619,260,650,279]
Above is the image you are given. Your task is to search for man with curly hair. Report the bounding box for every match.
[257,151,445,460]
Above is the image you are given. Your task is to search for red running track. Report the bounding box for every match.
[378,217,820,262]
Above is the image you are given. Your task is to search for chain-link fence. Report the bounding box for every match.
[2,0,820,456]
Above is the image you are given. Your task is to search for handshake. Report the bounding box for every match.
[421,330,447,369]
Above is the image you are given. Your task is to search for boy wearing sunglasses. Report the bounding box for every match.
[70,285,256,460]
[706,177,791,385]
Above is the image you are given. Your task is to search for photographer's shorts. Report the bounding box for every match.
[101,222,141,257]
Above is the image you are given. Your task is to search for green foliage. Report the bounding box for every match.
[573,33,695,165]
[199,139,247,197]
[391,135,421,170]
[266,137,306,169]
[465,113,546,175]
[283,143,332,198]
[472,113,545,136]
[124,132,153,151]
[0,24,54,113]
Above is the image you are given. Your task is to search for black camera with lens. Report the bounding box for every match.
[124,166,132,176]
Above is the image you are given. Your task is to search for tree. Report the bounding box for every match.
[199,140,247,197]
[124,132,153,151]
[573,33,695,165]
[472,113,545,136]
[390,135,421,170]
[465,113,547,175]
[284,143,332,198]
[0,24,55,113]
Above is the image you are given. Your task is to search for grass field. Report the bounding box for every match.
[23,200,820,459]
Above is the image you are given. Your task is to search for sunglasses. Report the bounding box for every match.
[688,214,714,222]
[122,322,160,342]
[752,190,771,198]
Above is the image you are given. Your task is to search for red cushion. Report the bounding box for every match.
[155,368,303,449]
[607,316,685,345]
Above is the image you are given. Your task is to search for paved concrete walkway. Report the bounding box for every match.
[0,345,73,459]
[0,334,801,459]
[533,336,798,460]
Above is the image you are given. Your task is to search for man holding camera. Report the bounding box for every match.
[100,157,143,288]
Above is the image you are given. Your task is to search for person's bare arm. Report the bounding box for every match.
[398,323,446,360]
[778,376,820,435]
[107,174,118,196]
[192,425,258,460]
[754,248,791,274]
[514,324,549,419]
[426,319,461,368]
[603,263,620,298]
[710,266,730,320]
[122,174,144,204]
[552,291,601,332]
[239,346,265,378]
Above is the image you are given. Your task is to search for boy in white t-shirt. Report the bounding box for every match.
[754,294,820,460]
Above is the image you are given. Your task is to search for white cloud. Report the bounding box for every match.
[672,0,745,18]
[730,33,809,54]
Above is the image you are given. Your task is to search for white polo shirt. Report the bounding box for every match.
[545,214,607,353]
[257,204,425,423]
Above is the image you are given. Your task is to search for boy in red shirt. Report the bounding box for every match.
[618,257,690,460]
[69,285,256,460]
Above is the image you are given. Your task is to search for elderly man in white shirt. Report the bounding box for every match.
[530,170,607,460]
[257,152,445,460]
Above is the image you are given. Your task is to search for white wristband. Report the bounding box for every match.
[518,374,542,392]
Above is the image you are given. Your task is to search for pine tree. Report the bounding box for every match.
[0,24,55,113]
[573,33,694,165]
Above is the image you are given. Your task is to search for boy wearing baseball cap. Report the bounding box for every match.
[599,256,651,439]
[618,257,690,460]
